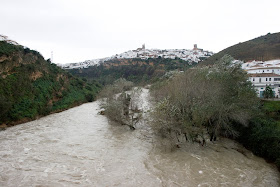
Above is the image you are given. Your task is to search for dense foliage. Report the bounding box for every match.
[151,55,259,143]
[0,41,101,125]
[67,58,193,85]
[263,86,274,99]
[0,41,22,56]
[237,100,280,170]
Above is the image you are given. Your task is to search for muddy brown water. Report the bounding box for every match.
[0,89,279,186]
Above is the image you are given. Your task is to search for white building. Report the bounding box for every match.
[248,73,280,98]
[61,45,214,69]
[242,60,280,98]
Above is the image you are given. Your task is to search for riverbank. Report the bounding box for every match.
[0,100,93,131]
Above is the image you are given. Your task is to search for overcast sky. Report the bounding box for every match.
[1,0,279,64]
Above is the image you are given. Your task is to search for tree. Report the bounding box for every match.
[263,86,274,99]
[151,55,259,144]
[99,78,142,130]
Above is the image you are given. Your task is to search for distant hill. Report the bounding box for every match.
[61,45,213,69]
[201,32,280,66]
[0,40,101,126]
[64,45,214,85]
[67,57,195,85]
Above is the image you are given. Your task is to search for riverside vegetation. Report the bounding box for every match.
[0,41,101,127]
[99,78,143,130]
[150,55,280,170]
[151,55,259,143]
[96,55,280,170]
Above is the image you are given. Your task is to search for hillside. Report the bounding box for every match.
[0,40,101,127]
[201,32,280,66]
[67,57,195,85]
[64,45,214,85]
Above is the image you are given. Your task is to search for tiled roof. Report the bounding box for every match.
[249,73,280,77]
[251,65,263,67]
[248,67,280,70]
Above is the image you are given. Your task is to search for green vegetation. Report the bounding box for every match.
[263,86,274,99]
[262,100,280,115]
[237,100,280,169]
[0,41,22,56]
[0,41,44,58]
[201,32,280,65]
[150,55,259,144]
[67,58,193,86]
[0,41,101,125]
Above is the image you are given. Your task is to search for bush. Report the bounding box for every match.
[263,86,274,98]
[151,55,259,143]
[85,93,94,102]
[0,95,12,123]
[237,117,280,169]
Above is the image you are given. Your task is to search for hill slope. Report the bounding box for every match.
[201,32,280,66]
[0,41,101,126]
[61,46,213,69]
[67,57,195,85]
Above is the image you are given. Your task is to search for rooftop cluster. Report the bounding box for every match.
[61,45,213,69]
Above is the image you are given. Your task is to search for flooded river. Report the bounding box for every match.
[0,90,279,186]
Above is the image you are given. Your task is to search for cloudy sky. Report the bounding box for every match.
[1,0,279,64]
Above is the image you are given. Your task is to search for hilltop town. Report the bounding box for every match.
[61,44,213,69]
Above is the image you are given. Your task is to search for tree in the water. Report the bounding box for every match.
[151,55,259,144]
[99,78,142,130]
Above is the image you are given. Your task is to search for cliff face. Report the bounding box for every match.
[0,41,101,126]
[201,32,280,66]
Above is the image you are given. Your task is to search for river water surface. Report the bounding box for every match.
[0,90,279,186]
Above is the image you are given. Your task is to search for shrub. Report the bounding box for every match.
[151,55,259,143]
[85,93,94,102]
[237,117,280,170]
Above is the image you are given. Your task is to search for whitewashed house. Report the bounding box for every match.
[242,60,280,98]
[248,73,280,98]
[246,67,280,75]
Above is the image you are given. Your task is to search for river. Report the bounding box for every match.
[0,89,279,187]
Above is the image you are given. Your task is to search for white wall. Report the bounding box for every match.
[247,69,280,75]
